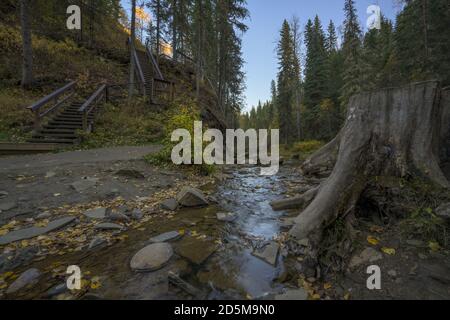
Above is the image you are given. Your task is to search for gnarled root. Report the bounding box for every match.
[290,81,450,241]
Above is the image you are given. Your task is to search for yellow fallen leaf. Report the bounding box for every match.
[367,236,380,246]
[0,229,8,236]
[324,283,332,290]
[178,229,185,235]
[90,276,101,290]
[429,241,441,252]
[311,294,321,300]
[381,247,396,255]
[21,240,29,248]
[138,228,146,231]
[344,293,351,300]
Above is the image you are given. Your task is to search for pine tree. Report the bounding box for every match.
[340,0,362,107]
[276,20,296,144]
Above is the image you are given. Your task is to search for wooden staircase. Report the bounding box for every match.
[28,102,97,145]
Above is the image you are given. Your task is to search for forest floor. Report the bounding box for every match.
[0,148,448,300]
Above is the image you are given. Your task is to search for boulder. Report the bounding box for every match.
[176,187,209,208]
[160,198,179,211]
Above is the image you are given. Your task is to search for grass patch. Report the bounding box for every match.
[77,99,164,149]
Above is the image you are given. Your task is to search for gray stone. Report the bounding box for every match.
[88,237,107,250]
[0,217,76,245]
[436,203,450,220]
[0,246,39,273]
[6,268,41,295]
[349,247,383,269]
[252,242,280,266]
[160,198,179,211]
[130,243,173,272]
[71,178,99,193]
[131,209,143,220]
[275,288,308,300]
[0,191,8,199]
[83,208,108,220]
[108,211,130,222]
[45,171,56,178]
[176,187,209,207]
[46,283,68,298]
[406,239,424,247]
[149,231,183,243]
[0,201,17,212]
[216,212,237,222]
[176,237,217,265]
[94,223,125,231]
[36,212,51,220]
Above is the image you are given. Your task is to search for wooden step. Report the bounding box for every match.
[33,133,79,139]
[27,138,76,144]
[39,129,77,134]
[43,125,83,130]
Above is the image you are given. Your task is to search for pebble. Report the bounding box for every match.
[94,223,124,231]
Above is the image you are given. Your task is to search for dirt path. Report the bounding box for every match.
[0,146,162,173]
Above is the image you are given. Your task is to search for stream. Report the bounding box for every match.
[19,165,304,300]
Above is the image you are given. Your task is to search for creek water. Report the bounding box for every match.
[21,165,302,300]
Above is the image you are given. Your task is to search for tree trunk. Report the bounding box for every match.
[128,0,137,98]
[287,81,450,240]
[20,0,33,88]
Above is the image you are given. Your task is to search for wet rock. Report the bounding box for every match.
[0,246,39,273]
[0,216,76,245]
[6,268,41,295]
[94,223,124,231]
[435,203,450,221]
[176,187,209,208]
[160,198,179,211]
[168,259,192,278]
[0,201,17,212]
[149,231,183,243]
[274,288,308,300]
[0,191,8,199]
[349,247,383,269]
[216,212,237,222]
[88,237,107,250]
[115,169,145,179]
[131,208,143,220]
[176,237,217,265]
[83,208,109,220]
[46,283,68,298]
[130,243,173,272]
[252,242,280,266]
[70,177,99,193]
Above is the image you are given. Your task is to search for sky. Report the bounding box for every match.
[242,0,400,112]
[121,0,400,112]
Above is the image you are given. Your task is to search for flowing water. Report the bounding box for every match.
[20,165,302,300]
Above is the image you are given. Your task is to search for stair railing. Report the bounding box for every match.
[78,84,107,132]
[27,81,77,133]
[145,38,164,81]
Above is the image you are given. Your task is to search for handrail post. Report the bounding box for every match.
[82,111,88,132]
[33,110,40,133]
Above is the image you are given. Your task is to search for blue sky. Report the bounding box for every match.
[121,0,400,112]
[242,0,400,112]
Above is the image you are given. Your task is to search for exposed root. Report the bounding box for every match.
[270,187,319,211]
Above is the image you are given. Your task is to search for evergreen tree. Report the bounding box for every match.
[276,20,296,144]
[340,0,363,107]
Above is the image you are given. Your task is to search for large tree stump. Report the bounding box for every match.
[289,81,450,240]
